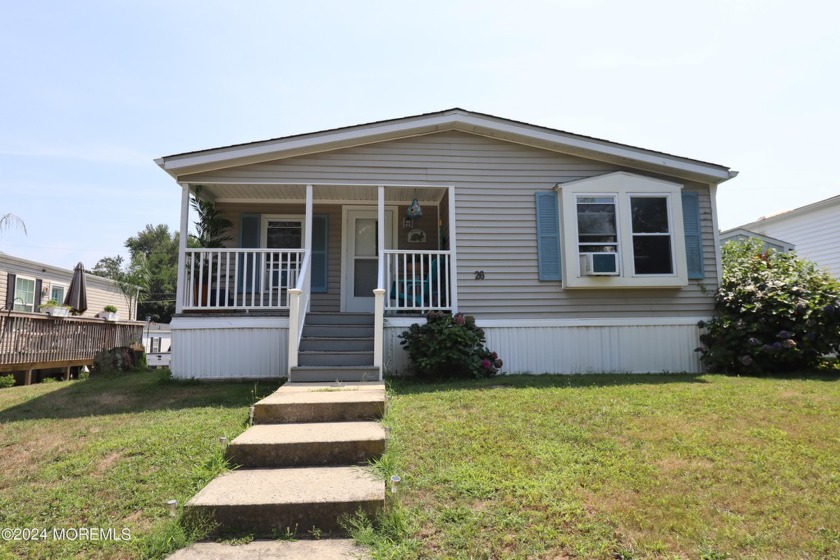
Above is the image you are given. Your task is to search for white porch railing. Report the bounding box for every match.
[384,250,452,312]
[183,248,305,310]
[287,250,312,373]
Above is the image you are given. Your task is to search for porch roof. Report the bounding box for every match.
[155,108,736,185]
[197,183,447,205]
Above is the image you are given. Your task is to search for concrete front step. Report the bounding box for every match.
[167,539,369,560]
[289,366,380,383]
[299,337,374,352]
[227,422,385,468]
[298,351,374,367]
[253,381,385,423]
[302,324,375,338]
[185,466,383,537]
[306,312,374,325]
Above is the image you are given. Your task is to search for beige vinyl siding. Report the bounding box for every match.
[1,256,133,319]
[190,131,717,319]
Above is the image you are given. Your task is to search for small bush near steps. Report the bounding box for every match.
[399,311,502,379]
[697,238,840,374]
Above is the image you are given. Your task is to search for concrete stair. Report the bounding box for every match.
[292,312,377,382]
[184,382,386,540]
[227,422,386,468]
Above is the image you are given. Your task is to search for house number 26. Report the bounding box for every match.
[474,271,485,280]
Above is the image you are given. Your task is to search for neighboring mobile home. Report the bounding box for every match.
[1,253,134,318]
[720,194,840,277]
[156,109,737,379]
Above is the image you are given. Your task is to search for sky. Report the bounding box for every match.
[1,0,838,271]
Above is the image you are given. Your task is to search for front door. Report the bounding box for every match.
[343,208,395,312]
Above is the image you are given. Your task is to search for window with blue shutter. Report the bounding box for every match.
[311,215,328,293]
[681,191,704,279]
[535,191,562,281]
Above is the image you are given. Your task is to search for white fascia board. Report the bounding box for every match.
[158,110,732,183]
[450,115,732,183]
[171,316,290,330]
[384,317,708,328]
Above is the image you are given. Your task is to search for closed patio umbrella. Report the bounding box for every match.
[64,262,88,314]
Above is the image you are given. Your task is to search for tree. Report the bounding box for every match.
[0,213,26,235]
[697,238,840,373]
[91,254,148,322]
[126,225,179,323]
[92,224,180,323]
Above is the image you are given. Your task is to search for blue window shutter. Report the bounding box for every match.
[535,191,562,281]
[681,191,704,280]
[311,214,328,293]
[239,213,261,293]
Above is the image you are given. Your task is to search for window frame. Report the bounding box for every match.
[557,172,688,289]
[50,283,67,304]
[260,215,306,249]
[14,275,37,312]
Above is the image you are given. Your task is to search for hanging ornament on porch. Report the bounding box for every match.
[407,198,423,219]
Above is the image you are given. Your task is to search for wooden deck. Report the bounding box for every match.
[0,311,144,383]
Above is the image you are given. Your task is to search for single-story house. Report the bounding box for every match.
[155,108,737,380]
[1,253,134,319]
[720,194,840,277]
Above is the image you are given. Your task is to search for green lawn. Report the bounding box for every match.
[0,370,277,560]
[366,373,840,559]
[2,371,838,559]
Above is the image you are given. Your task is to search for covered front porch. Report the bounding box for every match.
[174,183,458,378]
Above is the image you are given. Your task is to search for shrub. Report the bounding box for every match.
[398,311,502,379]
[0,374,15,389]
[697,239,840,373]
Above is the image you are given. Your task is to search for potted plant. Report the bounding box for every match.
[190,186,233,306]
[99,305,119,321]
[41,299,70,318]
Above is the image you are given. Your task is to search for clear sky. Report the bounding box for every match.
[1,0,838,270]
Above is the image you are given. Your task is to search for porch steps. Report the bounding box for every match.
[183,382,386,540]
[226,422,386,468]
[252,381,384,423]
[294,312,377,381]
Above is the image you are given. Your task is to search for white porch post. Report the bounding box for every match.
[374,186,385,377]
[447,186,459,313]
[304,184,313,310]
[175,183,190,314]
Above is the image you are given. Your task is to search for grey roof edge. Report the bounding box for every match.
[719,228,794,248]
[728,193,840,231]
[155,108,735,183]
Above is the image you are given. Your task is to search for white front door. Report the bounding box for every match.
[343,208,395,312]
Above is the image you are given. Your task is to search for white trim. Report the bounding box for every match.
[447,186,459,313]
[260,214,306,248]
[557,172,688,289]
[340,205,398,312]
[709,183,723,284]
[171,316,290,330]
[13,274,37,312]
[176,183,190,314]
[384,316,708,328]
[159,110,732,183]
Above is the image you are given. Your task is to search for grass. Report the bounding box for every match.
[0,369,277,560]
[361,373,840,559]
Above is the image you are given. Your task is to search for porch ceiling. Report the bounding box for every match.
[203,183,447,204]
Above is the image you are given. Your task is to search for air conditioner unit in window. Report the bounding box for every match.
[582,253,619,276]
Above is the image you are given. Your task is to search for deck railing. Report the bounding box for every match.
[384,250,452,312]
[0,312,143,374]
[184,248,305,311]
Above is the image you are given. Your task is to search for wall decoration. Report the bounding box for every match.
[407,229,427,243]
[403,218,413,229]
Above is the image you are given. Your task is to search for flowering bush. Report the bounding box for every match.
[398,311,502,379]
[697,238,840,373]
